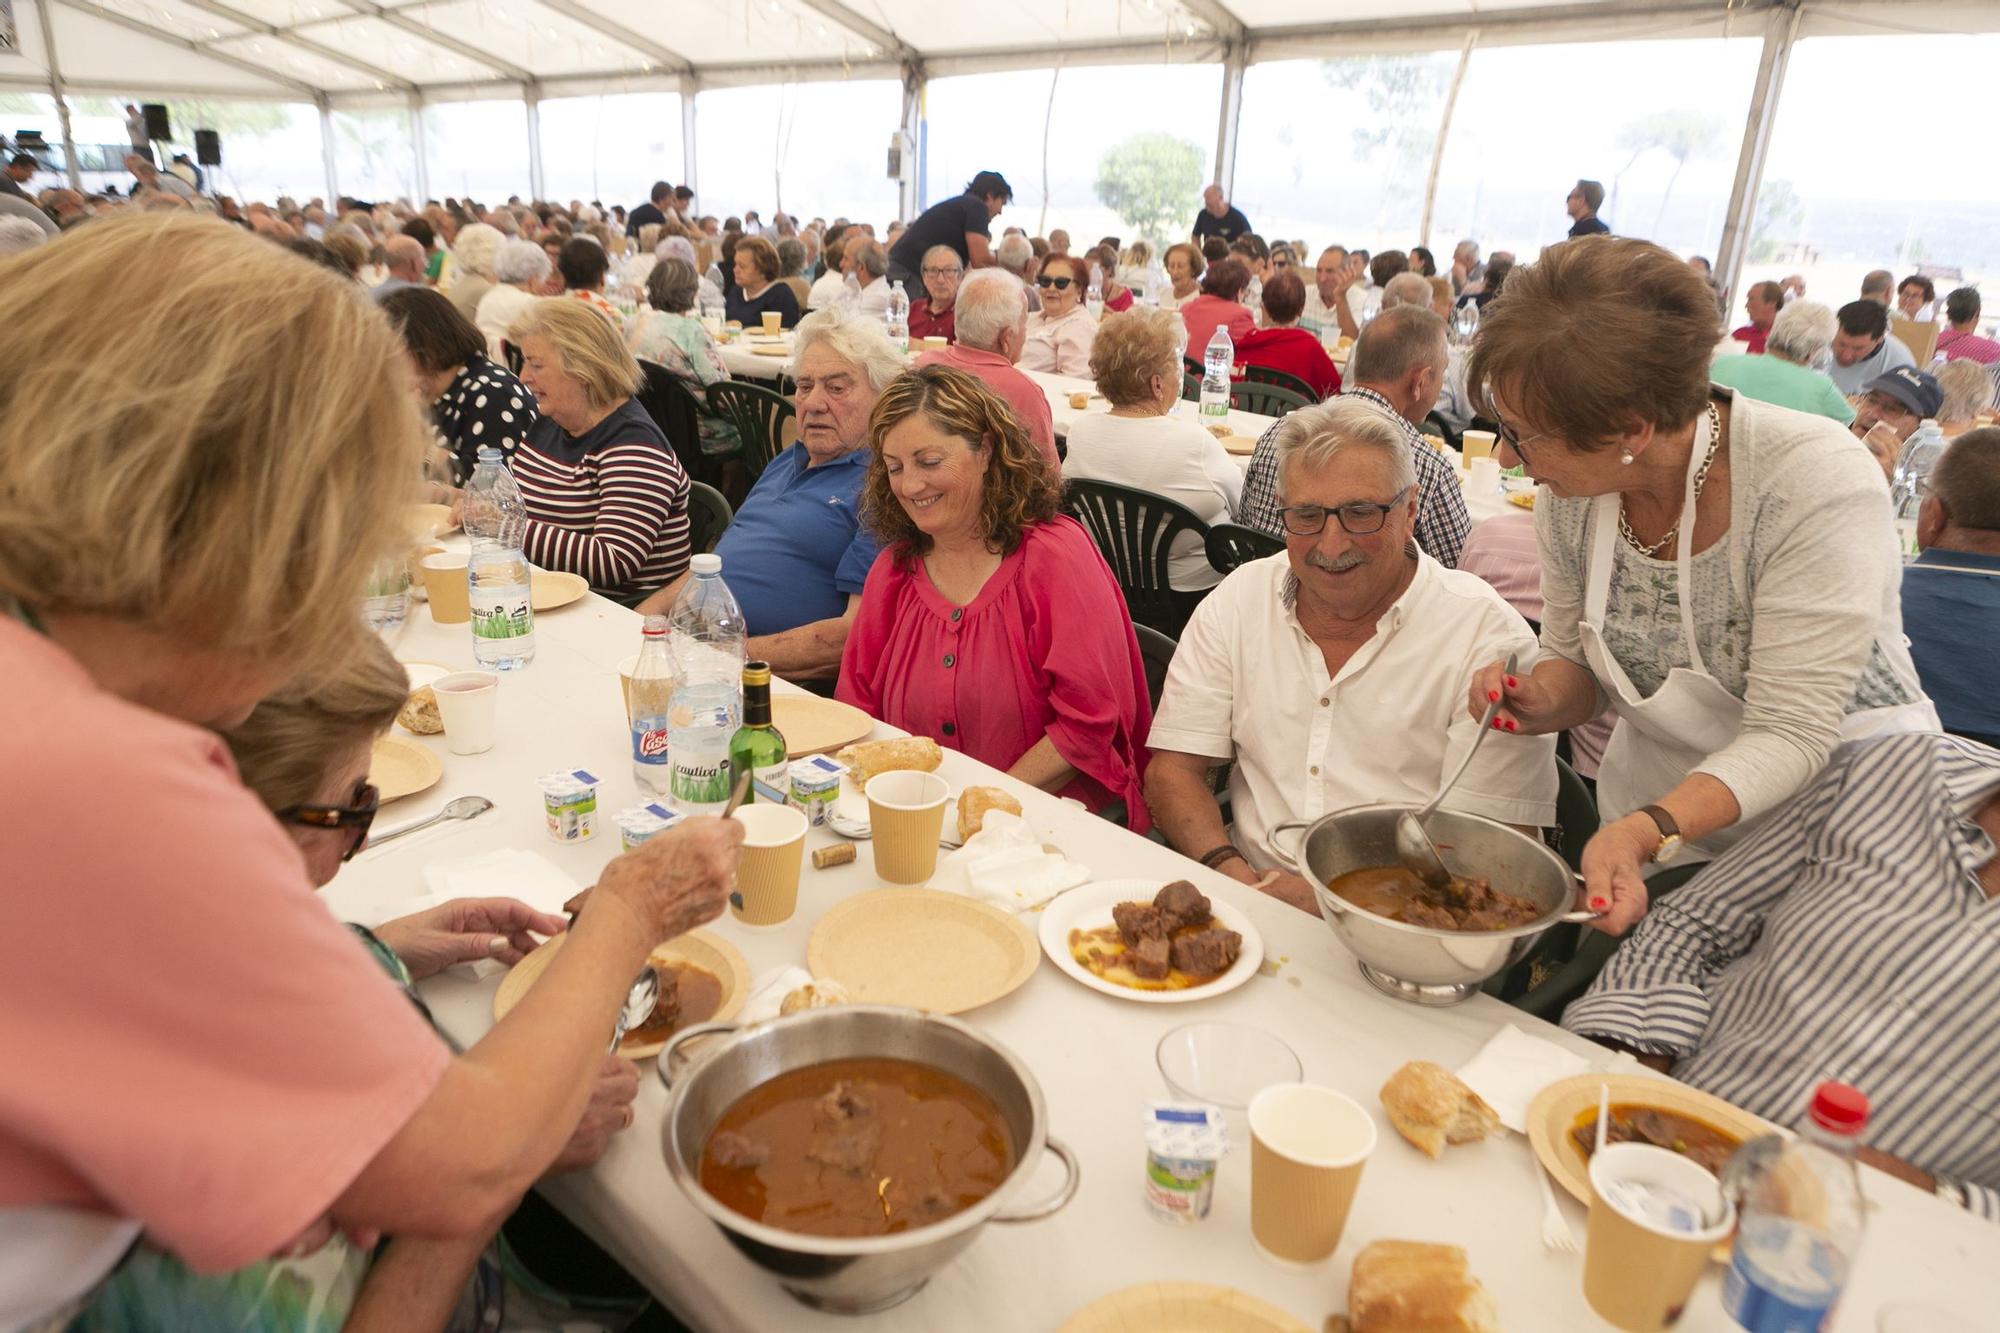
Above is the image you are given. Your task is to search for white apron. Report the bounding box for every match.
[1578,415,1936,857]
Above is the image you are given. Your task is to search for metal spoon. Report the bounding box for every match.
[1395,651,1520,889]
[366,795,494,849]
[608,966,660,1053]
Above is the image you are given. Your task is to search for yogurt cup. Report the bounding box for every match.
[1142,1101,1227,1224]
[537,769,600,843]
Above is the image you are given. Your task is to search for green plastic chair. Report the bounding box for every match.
[1066,479,1213,639]
[703,380,794,483]
[684,481,733,556]
[1204,522,1284,577]
[1229,379,1312,419]
[1182,372,1202,404]
[1552,757,1599,871]
[1240,362,1318,402]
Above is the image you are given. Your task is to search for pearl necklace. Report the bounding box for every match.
[1620,402,1722,559]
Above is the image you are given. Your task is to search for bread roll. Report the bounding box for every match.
[1379,1061,1499,1159]
[1349,1240,1498,1333]
[956,786,1023,841]
[833,736,943,788]
[398,685,443,735]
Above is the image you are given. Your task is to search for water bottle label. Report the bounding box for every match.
[1721,1243,1839,1333]
[671,754,732,807]
[469,589,533,641]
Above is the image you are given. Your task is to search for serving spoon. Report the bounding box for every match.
[366,795,494,849]
[1394,651,1519,890]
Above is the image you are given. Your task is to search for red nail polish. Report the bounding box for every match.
[1505,719,1518,731]
[1487,689,1500,702]
[1591,897,1608,911]
[1506,676,1519,688]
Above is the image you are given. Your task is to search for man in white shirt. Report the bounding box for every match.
[1146,397,1556,913]
[1299,245,1361,341]
[842,238,892,319]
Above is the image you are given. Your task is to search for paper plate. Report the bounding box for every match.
[752,343,792,357]
[1508,490,1537,509]
[493,929,751,1060]
[1061,1283,1310,1333]
[806,888,1038,1014]
[1527,1072,1775,1209]
[408,503,458,540]
[771,694,873,757]
[1038,879,1263,1005]
[369,735,443,803]
[530,570,589,610]
[1219,434,1259,456]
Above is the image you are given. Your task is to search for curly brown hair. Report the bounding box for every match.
[860,365,1061,566]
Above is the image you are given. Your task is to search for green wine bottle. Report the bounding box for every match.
[728,661,791,805]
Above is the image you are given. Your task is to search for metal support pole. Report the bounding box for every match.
[524,84,545,203]
[1714,5,1801,310]
[408,91,429,203]
[31,0,83,190]
[1212,40,1246,198]
[680,80,698,205]
[318,94,340,201]
[1419,30,1477,249]
[898,62,924,221]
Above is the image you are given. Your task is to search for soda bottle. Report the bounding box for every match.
[463,446,535,670]
[885,280,910,353]
[666,554,746,814]
[1721,1082,1869,1333]
[1200,325,1234,422]
[729,662,791,805]
[629,615,679,796]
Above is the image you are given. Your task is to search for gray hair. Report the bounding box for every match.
[995,233,1034,277]
[1348,305,1448,385]
[646,258,700,315]
[1937,359,1994,422]
[451,222,504,280]
[852,239,888,280]
[1381,272,1434,311]
[954,268,1028,351]
[922,244,962,273]
[0,216,48,257]
[1275,397,1418,500]
[489,210,521,237]
[790,307,907,391]
[495,236,552,285]
[656,234,697,267]
[777,237,806,276]
[1766,299,1838,365]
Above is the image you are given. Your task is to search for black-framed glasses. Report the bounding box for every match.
[921,265,961,278]
[277,779,380,862]
[1492,409,1553,465]
[1036,275,1075,290]
[1277,487,1411,537]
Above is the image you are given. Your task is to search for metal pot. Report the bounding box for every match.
[1271,802,1599,1006]
[656,1005,1080,1315]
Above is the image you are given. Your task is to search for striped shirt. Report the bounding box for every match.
[509,400,691,606]
[1564,732,2000,1221]
[1237,386,1472,568]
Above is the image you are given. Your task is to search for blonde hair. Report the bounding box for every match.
[508,297,641,409]
[1936,358,1993,423]
[0,213,426,669]
[1089,306,1186,407]
[224,631,408,813]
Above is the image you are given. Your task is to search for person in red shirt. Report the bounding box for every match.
[1936,287,2000,366]
[1731,279,1782,354]
[1179,256,1257,359]
[1234,271,1342,400]
[906,244,961,343]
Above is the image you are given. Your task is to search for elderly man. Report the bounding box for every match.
[124,153,194,201]
[636,310,896,678]
[995,232,1040,312]
[1564,179,1610,237]
[911,269,1058,468]
[887,170,1010,283]
[1711,300,1855,423]
[1239,306,1471,567]
[1380,271,1471,434]
[1828,299,1918,396]
[1146,398,1556,912]
[1730,280,1783,355]
[1852,366,1944,478]
[372,236,429,299]
[842,239,892,319]
[1562,730,2000,1220]
[1937,288,2000,366]
[1899,428,2000,749]
[907,245,963,342]
[1047,229,1072,256]
[1299,245,1361,341]
[1860,269,1895,305]
[1191,184,1251,246]
[1450,240,1484,294]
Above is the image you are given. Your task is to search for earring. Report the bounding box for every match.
[1619,450,1635,465]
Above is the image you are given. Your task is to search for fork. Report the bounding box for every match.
[1536,1159,1581,1253]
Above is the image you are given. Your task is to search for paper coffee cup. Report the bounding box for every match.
[421,551,471,624]
[1461,429,1497,465]
[1468,456,1502,494]
[1249,1083,1376,1265]
[431,670,499,755]
[1583,1143,1734,1332]
[760,311,783,334]
[729,802,807,926]
[865,771,948,885]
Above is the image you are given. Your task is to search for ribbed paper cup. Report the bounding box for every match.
[1249,1083,1376,1265]
[1583,1143,1733,1331]
[864,771,948,885]
[727,803,807,926]
[420,552,470,624]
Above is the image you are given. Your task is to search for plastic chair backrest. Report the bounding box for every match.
[1066,479,1211,637]
[1132,623,1178,712]
[703,380,795,482]
[1204,522,1284,576]
[1229,379,1312,419]
[1240,362,1318,402]
[685,480,733,556]
[634,361,704,471]
[1553,756,1599,872]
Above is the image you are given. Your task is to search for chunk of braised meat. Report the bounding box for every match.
[1153,880,1211,932]
[1129,933,1172,981]
[814,1080,872,1129]
[807,1123,882,1174]
[707,1130,769,1170]
[1169,928,1242,977]
[1112,901,1167,944]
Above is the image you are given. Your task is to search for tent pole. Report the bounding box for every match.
[1419,30,1477,250]
[1212,38,1245,199]
[898,61,924,221]
[31,0,83,190]
[681,79,698,208]
[1714,4,1801,312]
[524,83,545,203]
[408,90,429,204]
[317,94,339,201]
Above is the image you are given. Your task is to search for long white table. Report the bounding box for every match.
[320,590,1999,1332]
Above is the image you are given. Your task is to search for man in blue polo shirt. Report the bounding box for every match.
[638,309,902,680]
[1902,427,2000,749]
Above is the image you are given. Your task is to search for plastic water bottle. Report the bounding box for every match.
[1721,1082,1868,1333]
[885,280,910,352]
[629,615,680,796]
[666,554,747,814]
[1891,418,1946,520]
[1086,265,1106,319]
[1200,325,1233,422]
[463,446,535,670]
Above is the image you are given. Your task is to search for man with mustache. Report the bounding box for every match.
[1146,398,1558,912]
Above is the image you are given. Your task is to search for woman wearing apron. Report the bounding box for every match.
[1460,239,1936,933]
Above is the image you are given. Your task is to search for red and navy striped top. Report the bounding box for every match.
[509,399,691,606]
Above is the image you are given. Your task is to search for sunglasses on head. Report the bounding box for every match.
[277,778,380,862]
[1035,275,1075,290]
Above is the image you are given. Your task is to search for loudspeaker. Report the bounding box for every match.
[142,103,172,142]
[194,130,221,167]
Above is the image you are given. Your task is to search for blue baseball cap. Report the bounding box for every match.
[1863,366,1942,418]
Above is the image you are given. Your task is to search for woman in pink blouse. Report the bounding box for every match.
[838,365,1153,828]
[1019,251,1098,376]
[1178,255,1258,358]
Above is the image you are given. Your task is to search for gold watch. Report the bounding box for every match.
[1637,804,1684,864]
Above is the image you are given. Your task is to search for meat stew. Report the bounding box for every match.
[1069,880,1243,991]
[1325,866,1544,932]
[1571,1104,1744,1175]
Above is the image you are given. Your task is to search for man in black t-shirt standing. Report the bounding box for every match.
[626,181,672,238]
[1191,184,1251,246]
[887,170,1012,285]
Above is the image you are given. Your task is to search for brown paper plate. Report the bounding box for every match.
[807,888,1037,1014]
[772,694,873,757]
[1219,434,1259,456]
[1061,1283,1311,1333]
[751,343,792,357]
[493,929,751,1060]
[408,503,459,541]
[1508,490,1536,509]
[369,735,443,803]
[531,570,589,610]
[1528,1071,1775,1210]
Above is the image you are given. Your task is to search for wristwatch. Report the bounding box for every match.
[1636,804,1684,864]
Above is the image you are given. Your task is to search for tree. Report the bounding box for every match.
[1609,109,1725,236]
[1093,132,1203,248]
[1319,54,1454,222]
[1749,178,1803,263]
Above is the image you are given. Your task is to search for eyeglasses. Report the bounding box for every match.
[1276,488,1411,537]
[1492,408,1554,465]
[1036,275,1075,290]
[921,266,961,278]
[276,779,380,862]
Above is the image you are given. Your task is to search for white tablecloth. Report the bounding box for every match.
[319,592,1999,1333]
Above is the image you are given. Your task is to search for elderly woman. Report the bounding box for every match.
[1178,256,1257,359]
[380,287,538,486]
[1467,238,1935,933]
[1897,273,1936,323]
[1062,307,1242,591]
[476,237,552,361]
[775,237,812,310]
[725,234,800,330]
[445,221,504,324]
[1162,242,1205,311]
[1936,359,1994,439]
[0,214,738,1330]
[557,236,619,324]
[507,299,693,606]
[658,233,725,316]
[1709,301,1855,424]
[838,366,1153,826]
[1235,270,1342,400]
[907,244,962,342]
[628,258,738,459]
[1020,251,1097,375]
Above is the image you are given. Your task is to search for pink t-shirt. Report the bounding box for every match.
[911,344,1059,469]
[836,518,1153,828]
[0,617,450,1274]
